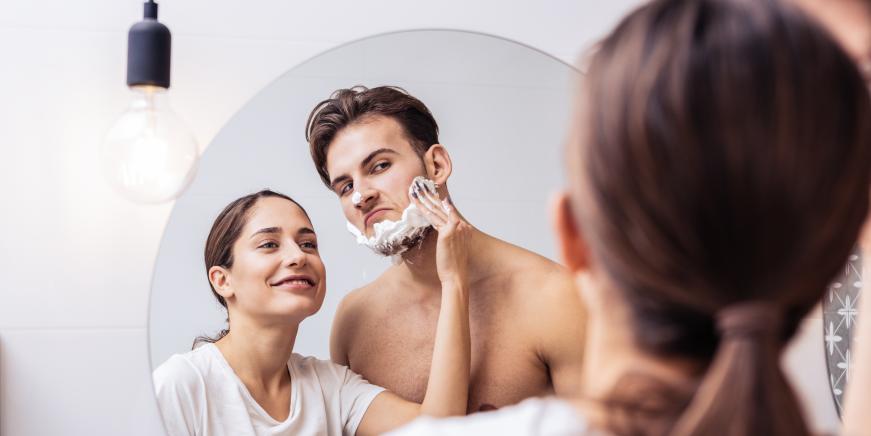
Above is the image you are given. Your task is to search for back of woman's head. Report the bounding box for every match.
[574,0,871,434]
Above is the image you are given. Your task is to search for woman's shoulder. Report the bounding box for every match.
[153,345,216,393]
[289,353,351,381]
[289,353,384,397]
[387,397,591,436]
[152,348,217,436]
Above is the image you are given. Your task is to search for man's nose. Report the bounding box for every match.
[354,187,378,210]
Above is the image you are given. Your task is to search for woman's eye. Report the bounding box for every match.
[259,241,278,249]
[300,241,318,250]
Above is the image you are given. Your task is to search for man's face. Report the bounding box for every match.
[324,115,427,237]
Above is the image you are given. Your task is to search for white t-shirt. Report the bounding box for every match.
[153,343,385,436]
[387,397,593,436]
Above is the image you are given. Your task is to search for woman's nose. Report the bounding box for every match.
[283,244,307,268]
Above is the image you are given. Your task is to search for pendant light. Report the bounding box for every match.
[101,0,198,204]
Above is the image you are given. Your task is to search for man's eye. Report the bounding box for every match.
[340,183,353,196]
[373,161,390,172]
[259,241,278,249]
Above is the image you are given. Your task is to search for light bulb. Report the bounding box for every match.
[102,85,198,204]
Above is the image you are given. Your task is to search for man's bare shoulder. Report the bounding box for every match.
[483,238,584,333]
[333,272,396,322]
[488,238,577,296]
[481,237,585,395]
[330,270,400,363]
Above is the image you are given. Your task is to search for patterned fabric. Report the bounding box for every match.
[822,248,863,417]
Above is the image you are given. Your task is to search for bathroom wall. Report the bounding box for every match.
[0,1,839,435]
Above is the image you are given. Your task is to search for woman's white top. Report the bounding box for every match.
[387,397,592,436]
[153,343,385,436]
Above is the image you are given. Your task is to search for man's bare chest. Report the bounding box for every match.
[345,306,552,412]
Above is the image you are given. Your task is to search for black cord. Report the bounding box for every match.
[143,0,158,19]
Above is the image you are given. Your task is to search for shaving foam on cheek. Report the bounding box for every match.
[346,176,438,256]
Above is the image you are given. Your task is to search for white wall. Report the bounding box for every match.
[0,1,839,435]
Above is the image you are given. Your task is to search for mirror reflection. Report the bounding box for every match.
[149,30,580,435]
[149,3,871,432]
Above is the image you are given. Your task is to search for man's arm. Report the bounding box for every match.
[532,269,586,397]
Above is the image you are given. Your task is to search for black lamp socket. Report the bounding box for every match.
[126,1,171,88]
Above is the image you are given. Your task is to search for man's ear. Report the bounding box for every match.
[209,266,235,300]
[423,144,452,186]
[551,191,589,272]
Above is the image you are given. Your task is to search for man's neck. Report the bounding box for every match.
[394,224,491,293]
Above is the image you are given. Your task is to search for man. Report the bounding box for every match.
[305,86,585,412]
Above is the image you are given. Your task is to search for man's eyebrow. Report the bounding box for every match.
[360,148,398,168]
[329,148,399,190]
[249,227,281,239]
[329,175,350,191]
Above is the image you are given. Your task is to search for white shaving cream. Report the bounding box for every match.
[351,191,363,206]
[346,176,440,256]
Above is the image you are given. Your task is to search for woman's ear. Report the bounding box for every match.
[551,191,589,272]
[423,144,453,186]
[209,266,234,300]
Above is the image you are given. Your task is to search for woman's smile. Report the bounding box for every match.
[270,274,318,292]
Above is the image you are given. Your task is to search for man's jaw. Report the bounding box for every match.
[346,193,433,257]
[376,225,433,257]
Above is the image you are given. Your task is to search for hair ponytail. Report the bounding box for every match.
[670,302,808,436]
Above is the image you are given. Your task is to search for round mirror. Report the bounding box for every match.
[148,30,579,377]
[823,249,862,417]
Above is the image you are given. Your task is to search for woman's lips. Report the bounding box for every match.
[275,279,313,287]
[270,275,316,291]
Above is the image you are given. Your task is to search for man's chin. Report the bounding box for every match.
[371,226,432,257]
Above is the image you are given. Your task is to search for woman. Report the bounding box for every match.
[153,188,472,436]
[392,0,871,434]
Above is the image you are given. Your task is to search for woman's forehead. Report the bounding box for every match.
[244,197,314,235]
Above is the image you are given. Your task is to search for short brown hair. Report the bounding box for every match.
[305,86,439,187]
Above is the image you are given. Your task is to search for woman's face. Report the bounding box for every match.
[223,196,327,324]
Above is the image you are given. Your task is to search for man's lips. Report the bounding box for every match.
[364,208,391,228]
[270,274,316,289]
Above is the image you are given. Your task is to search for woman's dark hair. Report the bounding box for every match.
[193,189,309,348]
[574,0,871,434]
[305,85,440,187]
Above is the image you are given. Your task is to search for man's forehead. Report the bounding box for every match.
[326,119,414,171]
